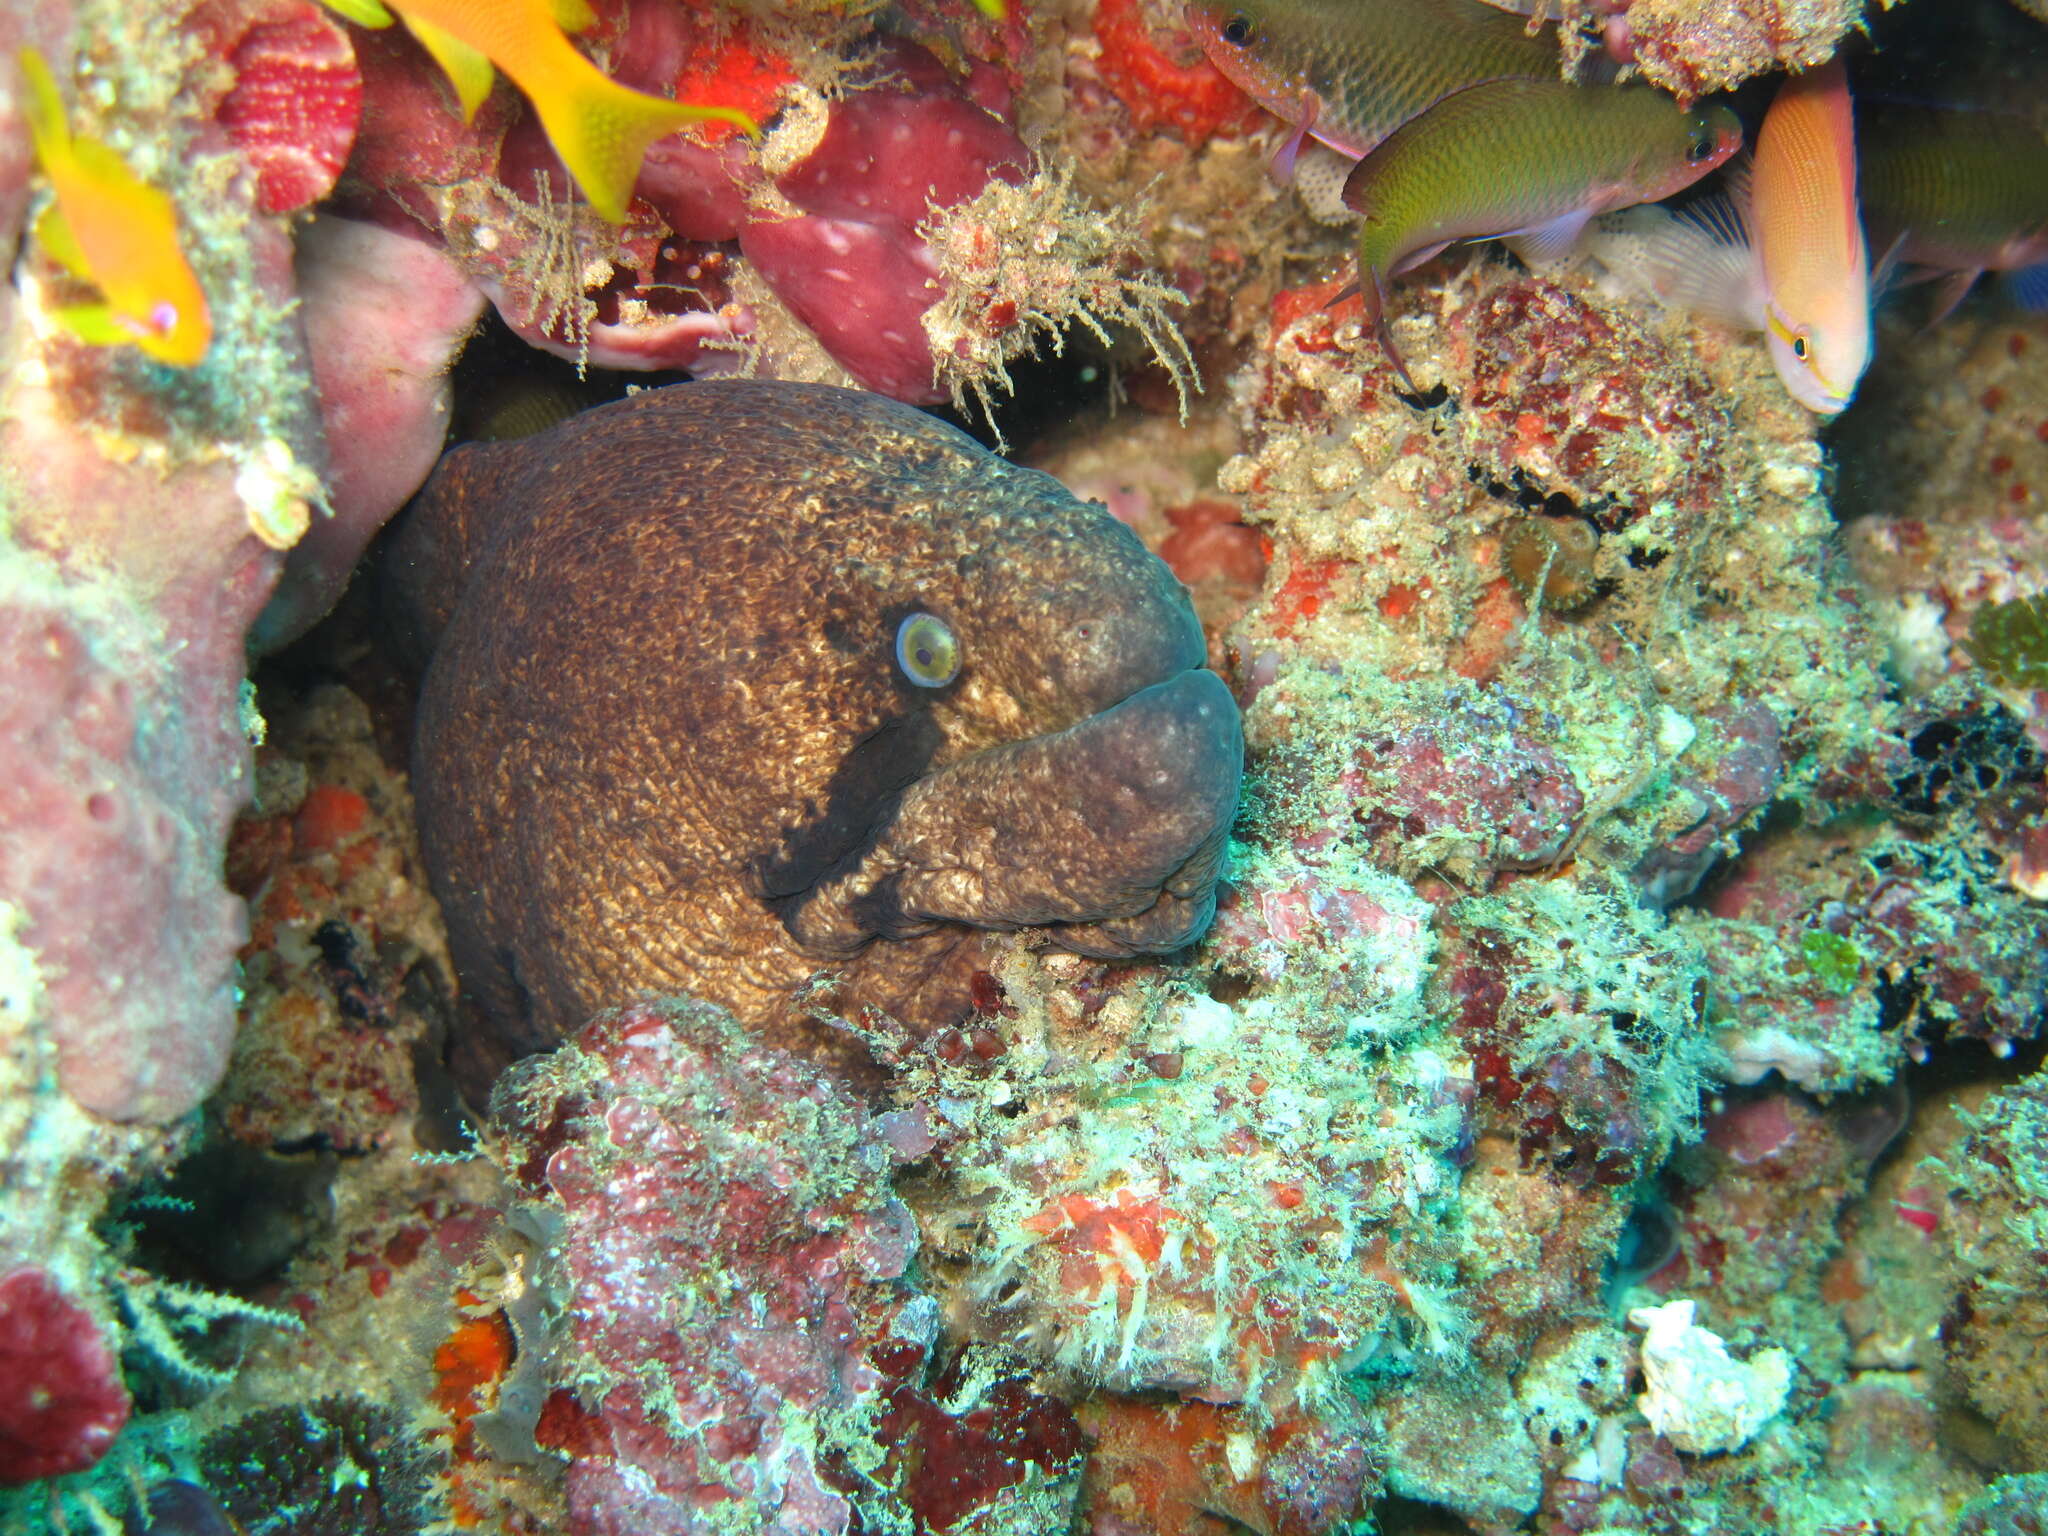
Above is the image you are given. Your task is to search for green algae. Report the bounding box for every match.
[1797,929,1864,996]
[1963,590,2048,692]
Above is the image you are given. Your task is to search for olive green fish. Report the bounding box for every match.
[1343,75,1742,385]
[1187,0,1559,175]
[1858,102,2048,319]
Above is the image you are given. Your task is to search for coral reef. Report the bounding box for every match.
[1937,1075,2048,1468]
[2,0,2046,1531]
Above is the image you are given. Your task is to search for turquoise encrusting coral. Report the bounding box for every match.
[1,0,2046,1532]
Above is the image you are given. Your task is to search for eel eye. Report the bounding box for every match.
[1791,334,1811,361]
[1221,12,1253,44]
[895,612,961,688]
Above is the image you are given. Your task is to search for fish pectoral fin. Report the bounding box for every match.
[550,0,600,32]
[31,200,91,279]
[1868,230,1910,297]
[402,13,497,121]
[1924,268,1983,328]
[1391,240,1453,277]
[318,0,395,26]
[1501,211,1590,270]
[1268,90,1321,186]
[50,302,136,347]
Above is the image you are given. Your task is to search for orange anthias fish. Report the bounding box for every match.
[319,0,760,222]
[1750,59,1869,414]
[16,47,211,367]
[1584,60,1870,415]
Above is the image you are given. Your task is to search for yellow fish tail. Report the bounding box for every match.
[404,13,497,120]
[535,63,758,223]
[549,0,599,31]
[318,0,397,27]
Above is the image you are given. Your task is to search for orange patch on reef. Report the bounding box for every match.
[1453,577,1521,681]
[294,784,368,851]
[433,1295,516,1461]
[669,32,795,142]
[1268,558,1343,638]
[1092,0,1261,144]
[1023,1189,1174,1302]
[1269,277,1364,355]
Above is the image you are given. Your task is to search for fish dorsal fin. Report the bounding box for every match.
[16,46,72,163]
[1585,200,1764,330]
[403,13,497,121]
[1684,178,1751,249]
[32,199,90,278]
[1715,156,1756,233]
[551,0,600,32]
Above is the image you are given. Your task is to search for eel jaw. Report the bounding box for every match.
[779,668,1243,959]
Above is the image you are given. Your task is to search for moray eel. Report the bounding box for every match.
[388,380,1242,1087]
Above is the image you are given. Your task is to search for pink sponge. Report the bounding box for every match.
[739,42,1030,402]
[0,1268,129,1485]
[0,585,253,1124]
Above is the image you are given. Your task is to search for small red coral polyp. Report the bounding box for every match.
[217,4,364,216]
[0,1268,131,1485]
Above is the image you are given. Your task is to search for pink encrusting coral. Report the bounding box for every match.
[493,998,1085,1535]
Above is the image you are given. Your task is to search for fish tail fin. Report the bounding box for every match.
[2004,261,2048,313]
[537,63,759,223]
[318,0,397,26]
[403,14,498,120]
[16,47,72,170]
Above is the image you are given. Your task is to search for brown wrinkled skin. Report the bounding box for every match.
[388,381,1242,1091]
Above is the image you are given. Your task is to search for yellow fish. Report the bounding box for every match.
[319,0,759,223]
[16,47,211,367]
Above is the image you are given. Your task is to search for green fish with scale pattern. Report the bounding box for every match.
[1342,75,1742,386]
[1187,0,1560,176]
[1858,102,2048,320]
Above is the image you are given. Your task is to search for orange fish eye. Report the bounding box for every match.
[147,300,178,335]
[1221,11,1254,44]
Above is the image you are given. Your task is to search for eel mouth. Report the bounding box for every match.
[779,667,1244,960]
